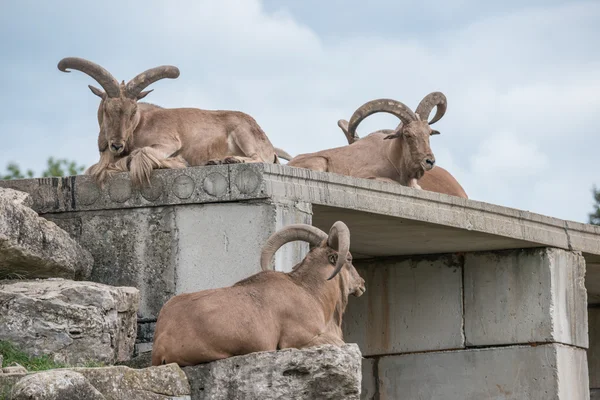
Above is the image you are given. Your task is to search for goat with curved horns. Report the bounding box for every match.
[288,92,455,191]
[337,102,467,198]
[58,57,282,187]
[151,221,365,366]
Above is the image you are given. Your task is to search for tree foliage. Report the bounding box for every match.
[1,158,85,180]
[590,186,600,226]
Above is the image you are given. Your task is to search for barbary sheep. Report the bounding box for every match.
[151,221,365,367]
[58,57,282,187]
[287,92,451,190]
[337,108,468,198]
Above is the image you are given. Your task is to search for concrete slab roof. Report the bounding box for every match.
[2,163,599,300]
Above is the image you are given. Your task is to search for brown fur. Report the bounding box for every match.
[60,58,279,187]
[151,235,365,367]
[340,126,468,198]
[289,123,436,189]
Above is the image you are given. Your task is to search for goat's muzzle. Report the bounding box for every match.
[110,142,125,154]
[423,156,436,171]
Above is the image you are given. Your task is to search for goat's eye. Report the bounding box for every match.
[328,254,337,265]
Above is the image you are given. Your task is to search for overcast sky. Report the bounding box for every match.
[1,0,598,223]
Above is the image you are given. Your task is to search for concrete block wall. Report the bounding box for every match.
[344,248,589,399]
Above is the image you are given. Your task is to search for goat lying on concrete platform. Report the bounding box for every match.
[151,221,365,366]
[337,105,468,198]
[58,57,283,187]
[288,93,453,191]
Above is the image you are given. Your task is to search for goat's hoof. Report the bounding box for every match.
[205,160,222,166]
[223,157,243,164]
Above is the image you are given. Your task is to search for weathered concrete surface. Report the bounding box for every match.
[589,308,600,389]
[183,344,362,400]
[377,344,589,400]
[0,279,139,365]
[46,200,310,324]
[4,364,190,400]
[2,164,598,261]
[360,358,377,400]
[0,187,93,280]
[2,165,600,298]
[47,207,177,321]
[342,255,464,356]
[464,248,588,348]
[11,370,106,400]
[174,201,310,295]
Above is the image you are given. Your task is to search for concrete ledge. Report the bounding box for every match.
[342,255,464,356]
[377,344,589,400]
[3,165,597,262]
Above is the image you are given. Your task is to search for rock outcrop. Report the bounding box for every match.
[0,279,139,365]
[183,344,362,400]
[9,364,190,400]
[0,188,93,280]
[11,370,106,400]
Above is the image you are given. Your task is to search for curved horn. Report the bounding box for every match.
[260,224,327,271]
[347,99,416,140]
[415,92,447,125]
[125,66,180,98]
[58,57,120,98]
[326,221,351,280]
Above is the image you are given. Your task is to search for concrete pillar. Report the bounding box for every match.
[344,248,589,399]
[589,308,600,398]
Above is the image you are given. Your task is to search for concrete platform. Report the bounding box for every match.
[2,164,599,301]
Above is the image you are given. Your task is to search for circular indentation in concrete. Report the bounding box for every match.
[141,175,164,202]
[203,172,228,197]
[76,180,101,206]
[108,177,132,203]
[234,169,260,194]
[172,175,195,199]
[32,185,58,211]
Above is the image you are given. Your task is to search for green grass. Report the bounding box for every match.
[0,341,105,372]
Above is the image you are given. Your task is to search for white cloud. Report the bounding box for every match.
[1,0,598,223]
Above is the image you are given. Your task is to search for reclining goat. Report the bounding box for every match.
[151,221,365,366]
[58,57,281,187]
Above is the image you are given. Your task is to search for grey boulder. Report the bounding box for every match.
[0,188,93,280]
[0,279,139,365]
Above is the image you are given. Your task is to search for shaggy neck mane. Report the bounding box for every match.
[387,135,424,184]
[289,261,349,328]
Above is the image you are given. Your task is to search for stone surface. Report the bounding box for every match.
[378,344,589,400]
[589,308,600,388]
[0,188,93,280]
[342,255,464,356]
[592,388,600,400]
[2,164,599,302]
[184,344,362,400]
[11,370,105,400]
[4,364,190,400]
[47,207,177,321]
[0,188,32,207]
[360,358,377,400]
[464,248,588,348]
[117,352,152,370]
[2,366,27,376]
[0,279,139,365]
[72,364,190,400]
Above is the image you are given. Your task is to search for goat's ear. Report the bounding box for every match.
[136,89,153,100]
[88,85,105,98]
[430,130,441,136]
[328,253,338,266]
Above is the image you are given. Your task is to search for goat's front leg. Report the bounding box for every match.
[408,178,422,190]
